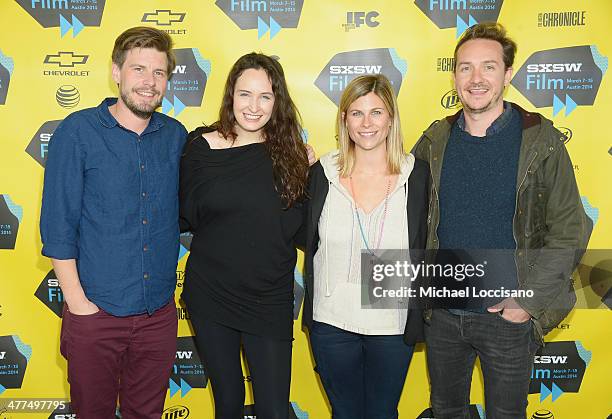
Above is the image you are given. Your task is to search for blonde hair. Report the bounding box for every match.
[336,75,405,177]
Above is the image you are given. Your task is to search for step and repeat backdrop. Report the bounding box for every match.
[1,1,610,418]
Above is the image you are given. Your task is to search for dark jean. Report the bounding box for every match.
[310,321,414,419]
[60,300,177,419]
[425,309,541,419]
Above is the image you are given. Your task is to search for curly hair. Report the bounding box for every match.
[213,53,308,207]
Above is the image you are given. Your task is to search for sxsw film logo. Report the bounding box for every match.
[163,49,211,117]
[0,335,31,395]
[511,45,608,117]
[529,341,591,402]
[162,405,190,419]
[244,402,308,418]
[0,50,14,105]
[342,11,379,32]
[0,195,22,250]
[15,0,106,37]
[530,410,554,419]
[43,51,90,77]
[216,0,304,39]
[142,10,187,35]
[441,89,460,109]
[25,119,62,167]
[315,48,407,106]
[35,270,64,318]
[414,0,504,37]
[170,336,207,398]
[417,404,484,418]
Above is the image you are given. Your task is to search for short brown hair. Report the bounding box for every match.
[112,26,176,78]
[454,22,517,71]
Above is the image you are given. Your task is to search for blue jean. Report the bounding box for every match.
[310,321,414,419]
[425,309,541,419]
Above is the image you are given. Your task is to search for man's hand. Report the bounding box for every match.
[67,299,99,316]
[305,143,317,166]
[487,297,531,323]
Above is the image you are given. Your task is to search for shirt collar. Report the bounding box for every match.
[97,97,165,133]
[456,101,513,136]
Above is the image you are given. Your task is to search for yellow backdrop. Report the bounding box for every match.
[1,1,610,418]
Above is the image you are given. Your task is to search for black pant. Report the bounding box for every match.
[189,314,292,419]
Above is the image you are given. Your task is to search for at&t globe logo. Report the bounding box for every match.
[56,85,80,108]
[531,410,554,419]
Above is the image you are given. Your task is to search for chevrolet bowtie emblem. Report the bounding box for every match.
[142,10,186,26]
[44,51,89,68]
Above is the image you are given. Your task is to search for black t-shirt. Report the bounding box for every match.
[179,128,302,339]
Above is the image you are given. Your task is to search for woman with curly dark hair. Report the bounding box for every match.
[179,52,311,418]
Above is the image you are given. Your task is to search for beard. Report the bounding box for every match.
[459,83,504,115]
[120,87,162,120]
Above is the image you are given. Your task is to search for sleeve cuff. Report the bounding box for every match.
[42,242,79,260]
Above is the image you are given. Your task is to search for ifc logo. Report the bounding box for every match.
[441,89,461,109]
[56,85,80,108]
[162,405,190,418]
[531,410,554,419]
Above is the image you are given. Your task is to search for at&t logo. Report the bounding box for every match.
[56,85,80,108]
[531,410,554,419]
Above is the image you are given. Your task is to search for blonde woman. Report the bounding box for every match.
[302,75,429,418]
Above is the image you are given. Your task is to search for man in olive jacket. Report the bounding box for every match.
[412,23,592,418]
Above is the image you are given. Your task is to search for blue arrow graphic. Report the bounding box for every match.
[162,97,173,114]
[173,95,186,116]
[180,378,192,397]
[468,14,477,27]
[551,382,563,402]
[270,16,282,39]
[60,14,71,37]
[540,382,552,402]
[72,15,84,37]
[258,16,269,39]
[169,378,180,397]
[565,94,577,116]
[456,15,469,38]
[552,94,564,116]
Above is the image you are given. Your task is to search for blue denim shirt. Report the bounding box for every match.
[40,98,187,316]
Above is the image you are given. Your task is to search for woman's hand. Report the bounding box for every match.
[305,143,317,166]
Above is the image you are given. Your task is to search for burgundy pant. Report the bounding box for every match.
[60,301,177,418]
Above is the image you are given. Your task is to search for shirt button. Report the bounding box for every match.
[141,164,145,170]
[143,245,149,251]
[142,219,148,225]
[142,192,146,198]
[144,273,149,279]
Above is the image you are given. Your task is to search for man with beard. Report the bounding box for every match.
[412,23,592,418]
[40,27,186,418]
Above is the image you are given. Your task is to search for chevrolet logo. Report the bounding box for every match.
[142,10,186,26]
[44,52,89,68]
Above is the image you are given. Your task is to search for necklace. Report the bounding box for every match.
[348,175,392,253]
